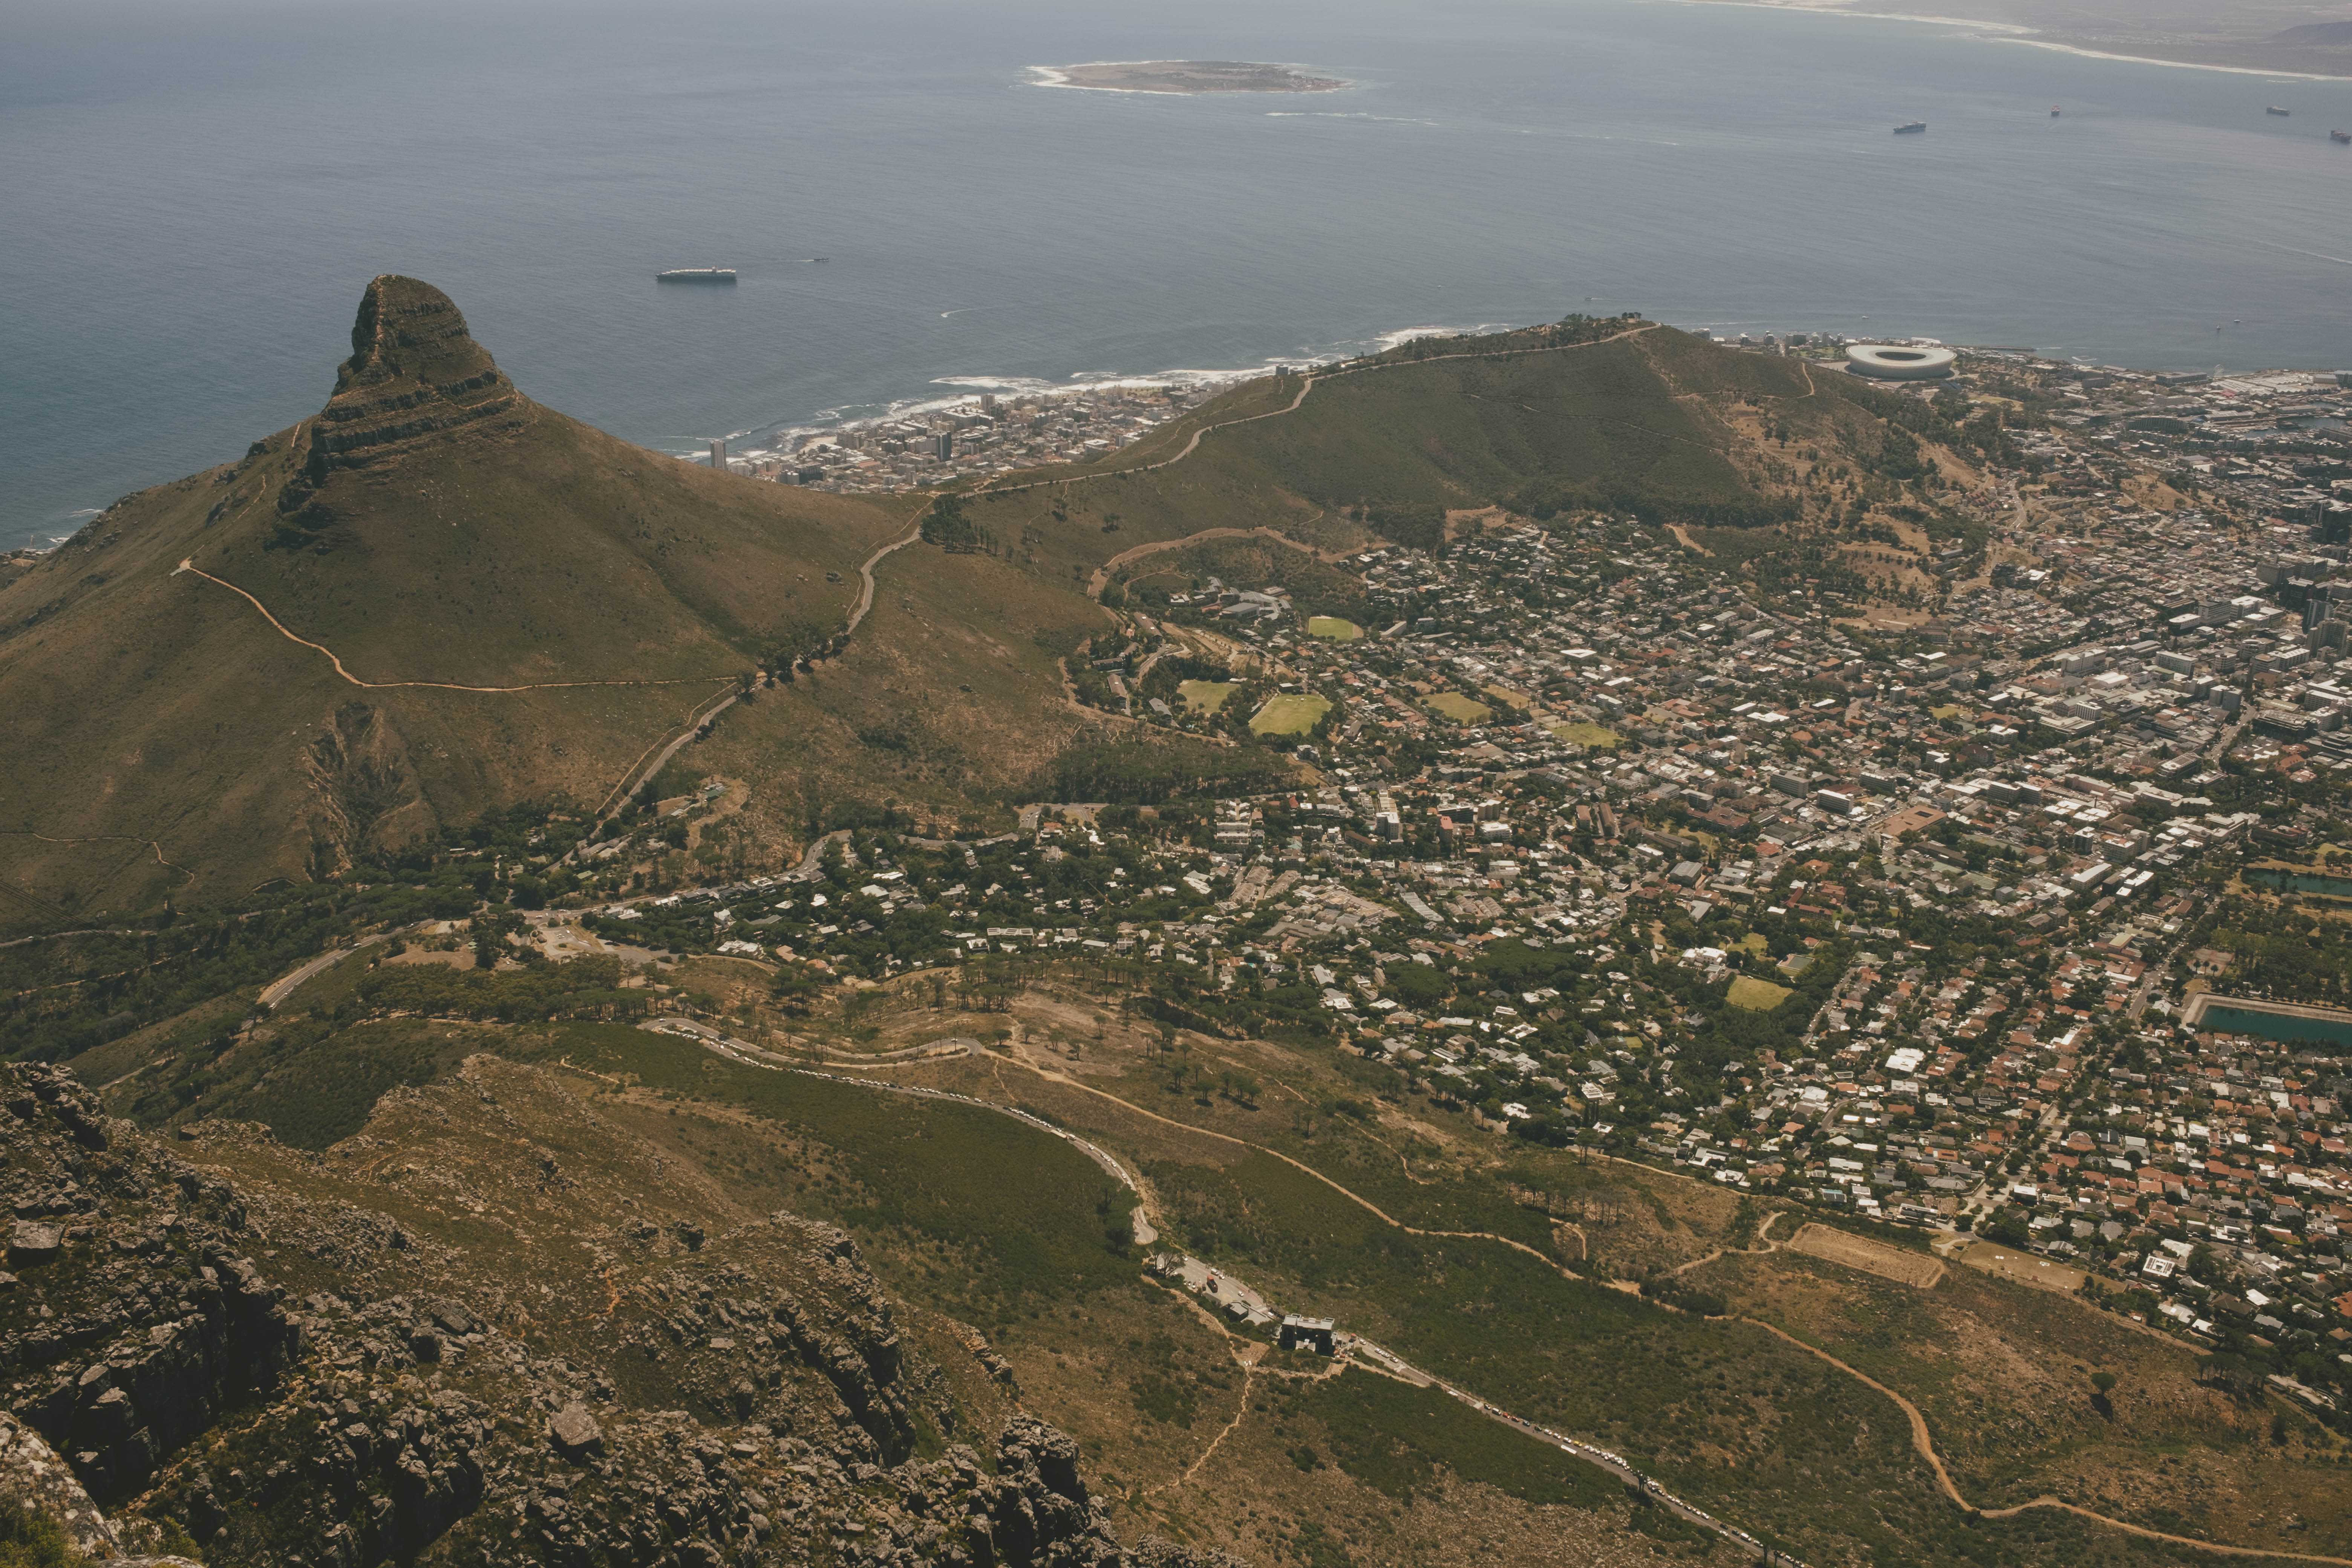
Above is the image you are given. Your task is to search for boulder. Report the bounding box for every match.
[8,1221,62,1265]
[547,1403,602,1459]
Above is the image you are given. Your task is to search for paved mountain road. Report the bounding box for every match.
[257,931,387,1010]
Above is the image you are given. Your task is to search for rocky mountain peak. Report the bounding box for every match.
[276,276,524,535]
[335,274,500,396]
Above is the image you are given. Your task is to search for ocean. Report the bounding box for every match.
[6,0,2350,550]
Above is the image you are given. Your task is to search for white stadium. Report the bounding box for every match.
[1844,343,1958,380]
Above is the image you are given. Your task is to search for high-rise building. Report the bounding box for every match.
[708,439,727,469]
[934,432,954,461]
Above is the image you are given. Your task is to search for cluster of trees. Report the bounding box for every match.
[349,954,648,1024]
[1514,476,1801,531]
[2208,901,2352,1004]
[920,493,993,553]
[1039,738,1289,806]
[0,797,632,1069]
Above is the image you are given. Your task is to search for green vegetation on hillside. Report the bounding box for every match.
[1041,739,1291,805]
[1296,1372,1620,1509]
[543,1024,1137,1327]
[0,1500,91,1568]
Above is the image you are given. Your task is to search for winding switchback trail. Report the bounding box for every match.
[971,1050,2352,1565]
[842,516,930,639]
[0,830,195,890]
[587,1009,2352,1564]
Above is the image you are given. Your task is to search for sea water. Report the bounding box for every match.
[6,0,2350,549]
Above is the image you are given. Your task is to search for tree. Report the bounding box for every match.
[921,494,987,552]
[1982,1211,2031,1248]
[768,966,821,1016]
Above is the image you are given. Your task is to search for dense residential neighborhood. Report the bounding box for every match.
[514,346,2352,1419]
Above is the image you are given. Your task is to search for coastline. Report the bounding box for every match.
[1987,35,2352,83]
[1677,2,2030,35]
[1675,0,2352,81]
[706,322,1509,459]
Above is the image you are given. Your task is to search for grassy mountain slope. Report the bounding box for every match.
[691,547,1122,844]
[945,320,1949,598]
[0,277,903,917]
[0,305,1965,921]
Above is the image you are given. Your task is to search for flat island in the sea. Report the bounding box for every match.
[1031,61,1349,95]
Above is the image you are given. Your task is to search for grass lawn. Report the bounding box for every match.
[1178,679,1239,714]
[1549,720,1620,749]
[1727,974,1795,1011]
[1930,704,1972,723]
[1305,616,1362,641]
[1251,693,1331,735]
[1421,692,1493,726]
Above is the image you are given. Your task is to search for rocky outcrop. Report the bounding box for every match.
[0,1061,1251,1568]
[0,1411,202,1566]
[314,275,519,461]
[272,275,525,543]
[2,1064,302,1501]
[300,701,422,875]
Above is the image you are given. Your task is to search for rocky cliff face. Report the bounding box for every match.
[0,1410,201,1566]
[274,275,527,542]
[0,1061,1245,1568]
[2,1064,302,1501]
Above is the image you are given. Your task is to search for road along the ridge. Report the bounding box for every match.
[1733,1318,2352,1563]
[587,684,744,824]
[843,517,930,640]
[634,1018,1150,1235]
[1085,524,1350,601]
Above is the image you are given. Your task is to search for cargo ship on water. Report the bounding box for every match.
[2266,106,2291,117]
[657,268,737,284]
[2333,129,2351,144]
[1894,121,1927,135]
